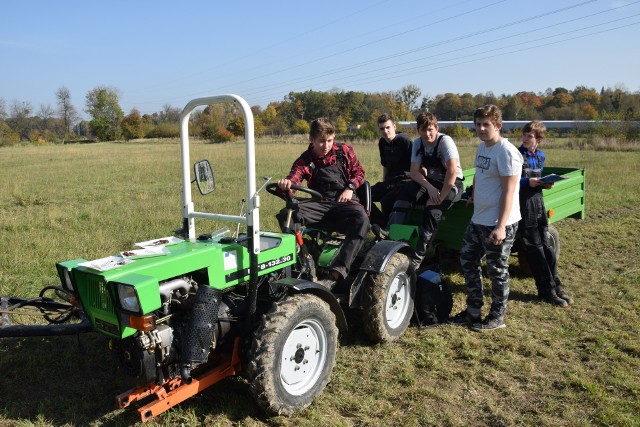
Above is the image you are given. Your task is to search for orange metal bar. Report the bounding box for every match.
[115,338,242,422]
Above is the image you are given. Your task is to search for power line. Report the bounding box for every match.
[124,1,639,113]
[244,1,636,106]
[123,0,509,109]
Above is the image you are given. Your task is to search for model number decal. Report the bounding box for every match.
[257,254,293,271]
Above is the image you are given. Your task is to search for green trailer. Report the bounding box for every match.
[389,166,585,264]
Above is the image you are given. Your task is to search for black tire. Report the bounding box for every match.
[548,224,560,260]
[518,224,561,275]
[247,294,338,415]
[362,253,415,343]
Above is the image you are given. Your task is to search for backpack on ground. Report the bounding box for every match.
[413,270,453,327]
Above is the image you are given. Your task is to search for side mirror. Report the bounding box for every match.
[194,160,215,195]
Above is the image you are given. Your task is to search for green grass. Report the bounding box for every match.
[1,139,639,427]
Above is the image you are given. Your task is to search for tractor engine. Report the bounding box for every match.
[114,277,232,386]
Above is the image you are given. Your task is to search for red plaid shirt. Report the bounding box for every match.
[286,142,366,190]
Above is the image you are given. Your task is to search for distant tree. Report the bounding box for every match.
[158,104,181,123]
[550,92,574,108]
[0,98,6,120]
[193,104,226,135]
[503,95,525,120]
[459,93,477,119]
[253,116,265,137]
[55,86,79,140]
[515,91,543,109]
[0,120,20,146]
[339,91,367,123]
[85,86,124,141]
[333,116,347,134]
[267,116,288,136]
[580,104,598,120]
[396,84,422,117]
[8,100,33,140]
[364,92,399,121]
[227,116,245,137]
[572,86,600,107]
[285,91,336,125]
[419,96,433,113]
[433,93,462,120]
[121,108,145,140]
[74,120,90,137]
[37,104,56,133]
[292,119,310,135]
[475,91,498,107]
[260,104,278,127]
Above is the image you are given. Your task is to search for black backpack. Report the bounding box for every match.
[413,270,453,327]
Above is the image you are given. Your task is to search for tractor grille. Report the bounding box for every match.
[83,276,114,314]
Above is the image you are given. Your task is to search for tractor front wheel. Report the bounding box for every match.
[362,252,415,343]
[248,294,338,415]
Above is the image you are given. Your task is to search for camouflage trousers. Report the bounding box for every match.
[459,222,518,319]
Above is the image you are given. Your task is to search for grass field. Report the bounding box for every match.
[1,139,639,427]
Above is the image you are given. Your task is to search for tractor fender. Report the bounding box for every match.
[271,277,348,333]
[360,240,411,274]
[347,240,412,308]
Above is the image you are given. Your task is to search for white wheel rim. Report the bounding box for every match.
[280,318,328,396]
[385,272,411,329]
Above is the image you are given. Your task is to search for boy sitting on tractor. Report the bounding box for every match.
[385,112,464,270]
[276,118,369,285]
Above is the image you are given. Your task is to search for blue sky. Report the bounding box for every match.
[2,0,639,118]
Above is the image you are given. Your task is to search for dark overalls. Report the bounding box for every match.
[277,146,369,279]
[518,147,565,298]
[370,134,412,226]
[388,136,462,266]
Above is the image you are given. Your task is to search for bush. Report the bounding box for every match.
[292,119,310,135]
[146,123,180,138]
[446,123,474,139]
[210,128,233,144]
[355,125,376,140]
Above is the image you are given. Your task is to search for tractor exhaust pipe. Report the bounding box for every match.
[180,365,193,384]
[179,285,222,384]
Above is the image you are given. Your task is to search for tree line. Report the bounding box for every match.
[1,84,639,146]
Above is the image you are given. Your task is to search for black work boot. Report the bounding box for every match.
[539,290,569,308]
[371,224,389,240]
[448,310,480,327]
[556,285,574,305]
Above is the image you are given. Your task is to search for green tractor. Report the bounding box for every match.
[1,94,416,421]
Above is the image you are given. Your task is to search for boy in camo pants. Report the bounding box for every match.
[450,105,523,331]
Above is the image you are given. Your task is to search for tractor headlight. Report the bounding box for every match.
[56,261,81,292]
[117,283,141,314]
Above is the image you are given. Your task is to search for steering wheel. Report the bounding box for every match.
[266,183,323,205]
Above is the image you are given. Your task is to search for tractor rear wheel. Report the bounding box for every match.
[362,252,415,343]
[248,294,338,415]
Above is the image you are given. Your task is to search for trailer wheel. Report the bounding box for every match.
[248,294,338,415]
[518,225,561,275]
[362,253,415,343]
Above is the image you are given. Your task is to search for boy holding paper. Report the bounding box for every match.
[518,121,574,307]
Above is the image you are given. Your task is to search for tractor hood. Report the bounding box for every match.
[69,232,296,338]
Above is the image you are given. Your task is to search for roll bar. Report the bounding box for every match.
[178,94,260,254]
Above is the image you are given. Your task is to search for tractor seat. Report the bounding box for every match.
[356,180,371,216]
